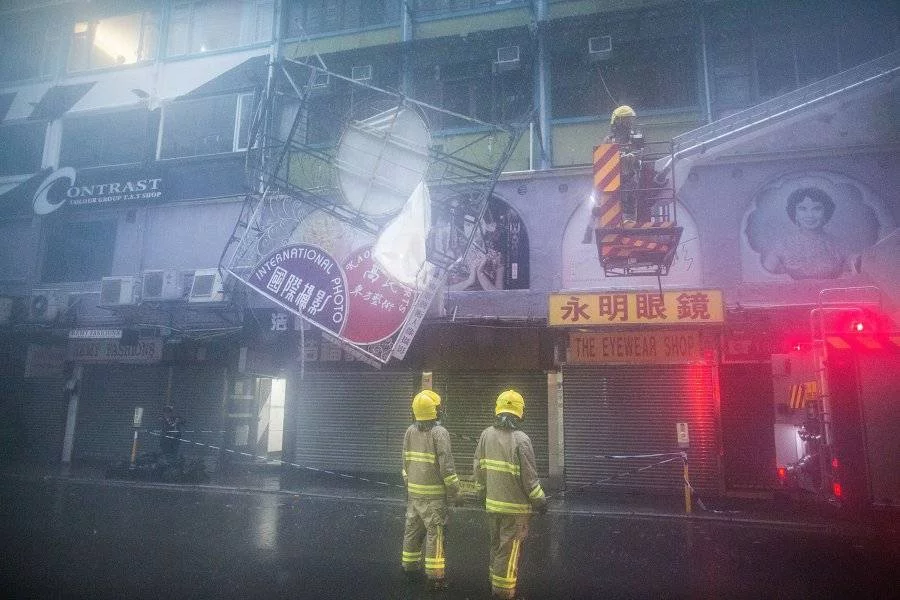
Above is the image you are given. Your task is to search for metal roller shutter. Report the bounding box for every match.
[432,372,549,477]
[1,375,68,464]
[562,364,720,494]
[74,364,167,464]
[292,371,417,473]
[170,365,227,460]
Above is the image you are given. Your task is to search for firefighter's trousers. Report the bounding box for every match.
[402,497,449,581]
[487,513,531,599]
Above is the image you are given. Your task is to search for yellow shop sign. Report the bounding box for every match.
[549,289,724,327]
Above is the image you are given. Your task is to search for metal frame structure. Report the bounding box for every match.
[219,54,528,364]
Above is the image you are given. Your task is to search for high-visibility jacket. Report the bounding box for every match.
[402,422,460,499]
[474,425,546,514]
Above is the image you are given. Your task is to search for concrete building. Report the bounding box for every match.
[0,0,897,503]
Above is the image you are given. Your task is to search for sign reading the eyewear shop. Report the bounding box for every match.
[31,165,164,215]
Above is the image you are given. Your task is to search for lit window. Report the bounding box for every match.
[67,12,159,72]
[166,0,274,57]
[159,93,255,159]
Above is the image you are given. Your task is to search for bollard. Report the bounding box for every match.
[683,459,692,514]
[129,429,139,467]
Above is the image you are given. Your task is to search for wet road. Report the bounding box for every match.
[1,474,896,599]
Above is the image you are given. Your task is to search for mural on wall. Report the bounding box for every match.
[742,171,893,283]
[561,193,702,290]
[442,195,529,292]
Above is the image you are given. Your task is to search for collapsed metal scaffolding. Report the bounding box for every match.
[220,54,527,364]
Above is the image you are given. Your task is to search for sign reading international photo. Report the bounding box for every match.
[249,243,348,336]
[549,289,724,327]
[247,242,429,365]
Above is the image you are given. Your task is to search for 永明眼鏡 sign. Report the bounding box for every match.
[549,289,724,326]
[567,330,705,364]
[30,165,164,215]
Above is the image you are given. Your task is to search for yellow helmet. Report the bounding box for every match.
[412,389,441,421]
[610,105,636,125]
[495,389,524,419]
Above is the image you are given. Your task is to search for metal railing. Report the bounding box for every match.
[672,50,900,159]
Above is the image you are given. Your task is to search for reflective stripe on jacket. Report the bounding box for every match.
[402,423,459,499]
[474,426,546,514]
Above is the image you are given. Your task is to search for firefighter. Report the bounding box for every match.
[401,389,460,591]
[605,105,643,222]
[474,390,547,600]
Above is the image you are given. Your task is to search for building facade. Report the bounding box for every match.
[0,0,897,500]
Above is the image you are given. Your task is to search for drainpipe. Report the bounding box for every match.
[698,5,713,124]
[60,365,83,467]
[534,0,552,170]
[401,1,414,95]
[258,0,283,190]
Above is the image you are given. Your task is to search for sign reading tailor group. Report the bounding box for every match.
[29,165,164,215]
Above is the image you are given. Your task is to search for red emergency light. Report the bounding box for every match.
[832,481,843,498]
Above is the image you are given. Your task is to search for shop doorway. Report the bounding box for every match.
[260,378,286,459]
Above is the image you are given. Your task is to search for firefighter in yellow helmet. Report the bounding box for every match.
[401,389,460,591]
[473,390,547,600]
[604,105,644,222]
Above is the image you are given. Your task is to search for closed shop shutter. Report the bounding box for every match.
[1,375,68,464]
[292,371,417,473]
[431,371,549,477]
[170,364,227,458]
[562,364,720,494]
[74,364,167,464]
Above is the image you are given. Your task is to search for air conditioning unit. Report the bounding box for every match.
[142,269,181,301]
[189,268,226,303]
[588,35,613,61]
[100,276,139,306]
[351,64,372,82]
[495,46,520,72]
[28,289,68,322]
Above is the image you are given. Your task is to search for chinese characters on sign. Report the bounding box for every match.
[342,245,415,345]
[247,243,427,364]
[249,243,347,336]
[549,290,724,326]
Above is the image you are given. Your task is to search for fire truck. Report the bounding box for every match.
[773,288,900,511]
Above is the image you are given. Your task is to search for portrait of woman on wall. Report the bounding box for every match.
[742,172,891,284]
[761,187,845,280]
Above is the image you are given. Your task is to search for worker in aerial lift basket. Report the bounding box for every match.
[401,389,460,591]
[474,390,547,600]
[605,104,645,222]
